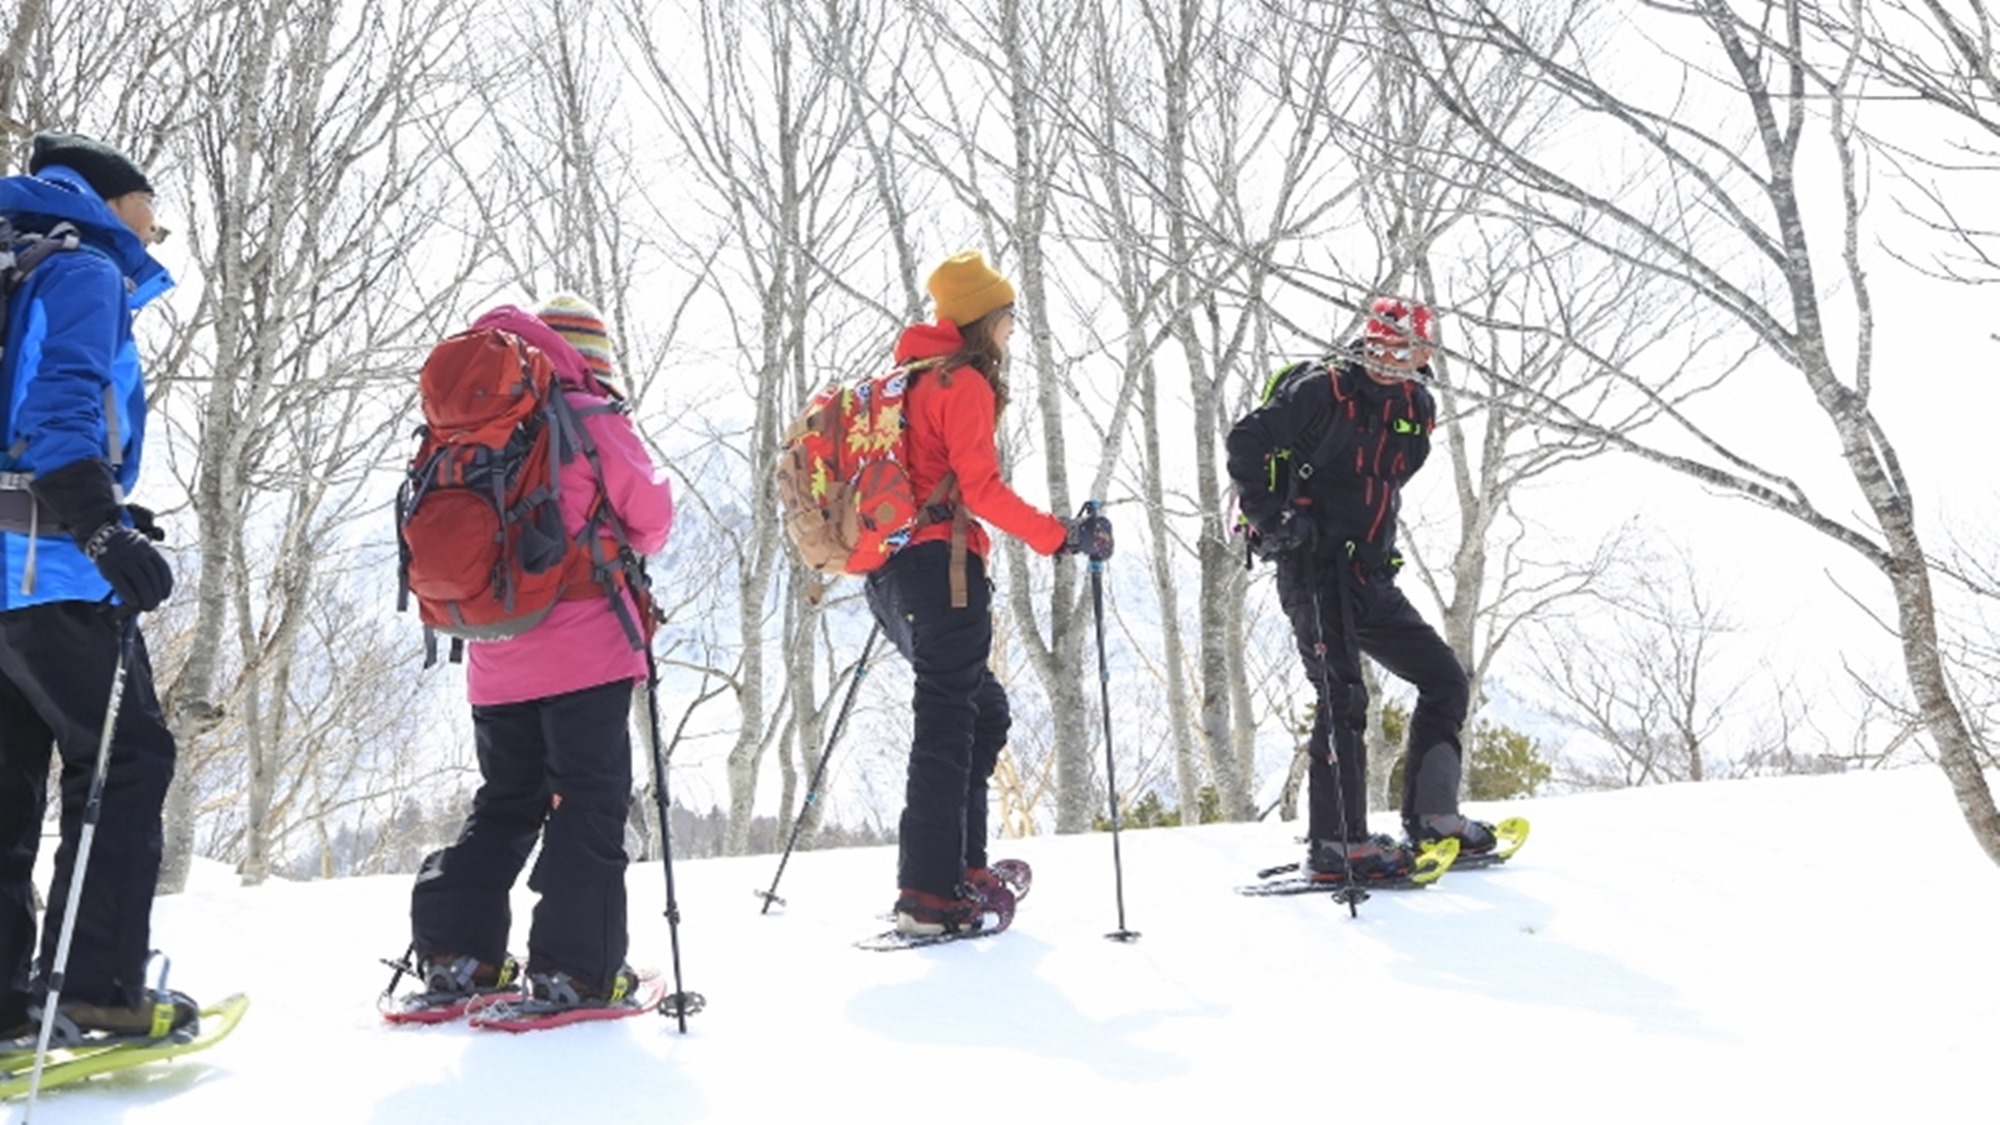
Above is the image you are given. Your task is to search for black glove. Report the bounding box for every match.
[29,459,175,612]
[1061,512,1115,562]
[127,503,166,542]
[1248,509,1313,560]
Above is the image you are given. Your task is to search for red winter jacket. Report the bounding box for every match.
[891,322,1067,559]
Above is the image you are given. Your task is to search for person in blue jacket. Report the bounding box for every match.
[0,132,195,1040]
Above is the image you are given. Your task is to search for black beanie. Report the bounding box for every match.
[28,132,153,200]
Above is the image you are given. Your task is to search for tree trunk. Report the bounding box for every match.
[1138,359,1206,825]
[0,0,49,137]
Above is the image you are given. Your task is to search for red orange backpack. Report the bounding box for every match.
[774,359,969,604]
[395,327,650,663]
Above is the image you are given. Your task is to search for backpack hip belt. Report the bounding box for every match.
[0,472,65,536]
[0,469,126,597]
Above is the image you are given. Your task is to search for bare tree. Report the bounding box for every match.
[1792,0,2000,771]
[1923,518,2000,769]
[0,0,200,165]
[432,0,701,406]
[0,0,50,141]
[1059,1,1379,822]
[1396,0,2000,860]
[1531,545,1777,786]
[1410,229,1692,715]
[759,0,944,855]
[620,0,901,852]
[1061,0,1208,823]
[853,0,1109,831]
[150,0,486,888]
[1789,1,2000,285]
[189,566,465,876]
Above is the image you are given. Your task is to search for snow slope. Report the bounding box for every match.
[9,767,1997,1124]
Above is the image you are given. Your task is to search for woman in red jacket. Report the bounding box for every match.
[869,250,1107,935]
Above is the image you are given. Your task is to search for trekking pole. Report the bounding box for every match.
[641,645,705,1032]
[1302,547,1368,916]
[22,610,136,1121]
[377,944,418,1004]
[756,623,883,913]
[1082,500,1139,943]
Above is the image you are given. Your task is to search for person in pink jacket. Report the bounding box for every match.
[407,295,674,1011]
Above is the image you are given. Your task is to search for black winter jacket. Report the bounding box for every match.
[1225,353,1435,561]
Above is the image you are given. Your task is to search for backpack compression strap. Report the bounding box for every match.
[912,470,971,609]
[1272,362,1351,520]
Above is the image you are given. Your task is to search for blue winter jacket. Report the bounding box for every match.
[0,164,174,610]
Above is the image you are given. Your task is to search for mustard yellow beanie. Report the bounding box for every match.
[927,250,1016,327]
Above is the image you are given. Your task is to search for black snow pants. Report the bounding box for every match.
[0,601,176,1024]
[1274,550,1469,843]
[410,678,633,994]
[865,541,1011,898]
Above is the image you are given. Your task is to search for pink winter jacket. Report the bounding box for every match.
[460,306,676,707]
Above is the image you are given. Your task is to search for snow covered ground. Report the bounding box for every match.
[9,766,1998,1124]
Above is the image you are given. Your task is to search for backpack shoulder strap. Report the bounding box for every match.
[3,220,84,289]
[3,223,97,466]
[1290,361,1348,480]
[894,358,974,608]
[559,391,656,650]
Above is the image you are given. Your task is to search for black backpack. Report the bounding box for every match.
[1231,360,1344,551]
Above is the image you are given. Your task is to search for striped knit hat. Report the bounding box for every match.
[535,293,618,385]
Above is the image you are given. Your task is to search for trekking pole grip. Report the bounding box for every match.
[1083,498,1102,582]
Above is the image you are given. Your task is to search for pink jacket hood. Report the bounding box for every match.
[471,304,607,394]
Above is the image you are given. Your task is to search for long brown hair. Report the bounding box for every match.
[940,306,1012,413]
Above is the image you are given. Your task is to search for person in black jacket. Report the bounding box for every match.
[1226,297,1493,881]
